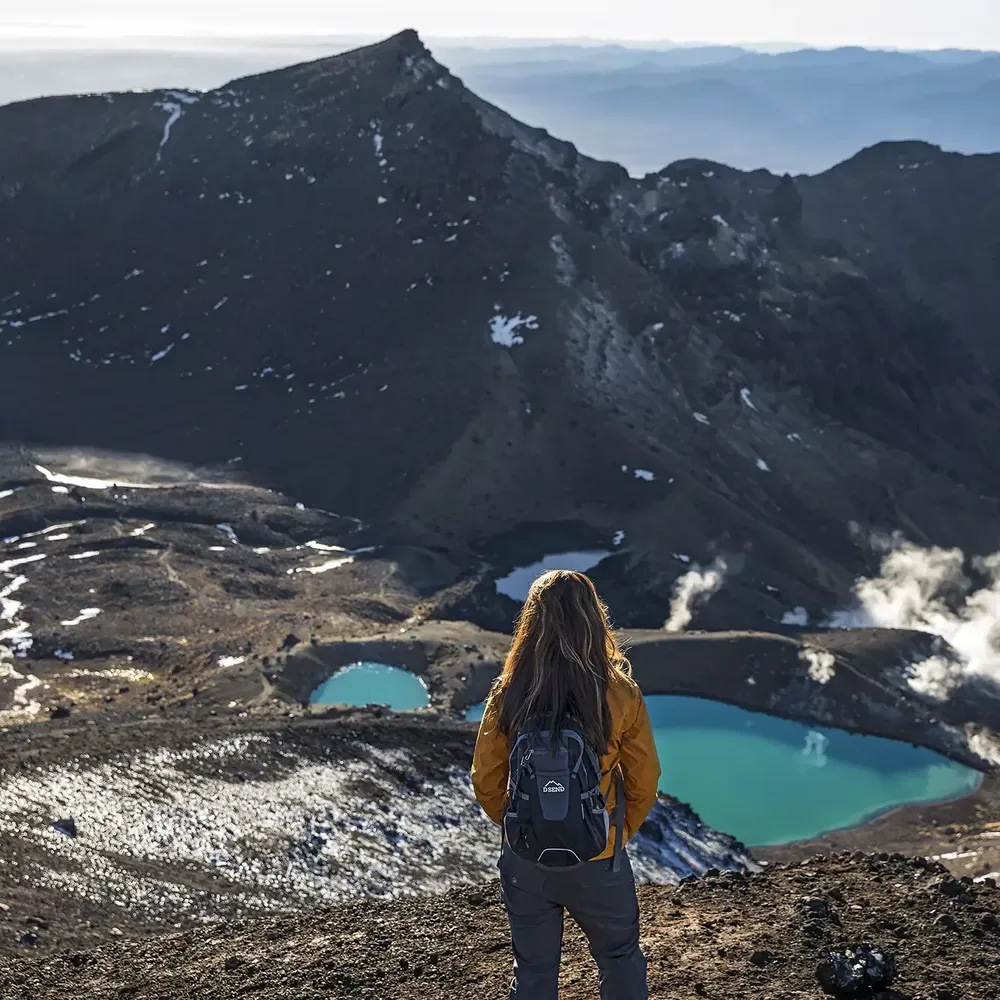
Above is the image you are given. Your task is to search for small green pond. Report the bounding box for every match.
[465,695,980,846]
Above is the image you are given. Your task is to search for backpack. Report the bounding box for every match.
[503,715,626,871]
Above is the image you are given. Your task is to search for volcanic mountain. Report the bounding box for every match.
[4,32,1000,991]
[2,28,1000,628]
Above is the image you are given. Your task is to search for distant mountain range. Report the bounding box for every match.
[446,44,1000,174]
[3,37,1000,174]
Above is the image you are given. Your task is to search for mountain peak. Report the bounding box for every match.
[372,28,426,55]
[221,27,444,100]
[309,26,434,74]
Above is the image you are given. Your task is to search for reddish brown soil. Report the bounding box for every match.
[2,854,998,999]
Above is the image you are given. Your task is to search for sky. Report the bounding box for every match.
[4,0,1000,50]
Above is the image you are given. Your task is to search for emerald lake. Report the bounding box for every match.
[465,694,980,846]
[311,662,430,711]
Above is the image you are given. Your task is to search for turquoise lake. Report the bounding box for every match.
[464,695,980,846]
[311,662,430,711]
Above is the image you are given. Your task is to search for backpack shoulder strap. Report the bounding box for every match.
[612,768,625,873]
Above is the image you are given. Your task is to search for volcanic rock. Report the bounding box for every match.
[51,817,77,838]
[2,854,997,999]
[816,943,897,997]
[1,31,1000,625]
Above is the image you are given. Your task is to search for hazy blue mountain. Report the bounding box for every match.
[442,46,1000,174]
[1,38,998,174]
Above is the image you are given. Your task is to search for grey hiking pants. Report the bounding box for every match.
[498,848,648,1000]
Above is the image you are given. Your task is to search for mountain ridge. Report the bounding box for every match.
[2,29,999,626]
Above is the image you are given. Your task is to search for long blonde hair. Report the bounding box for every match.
[494,570,630,752]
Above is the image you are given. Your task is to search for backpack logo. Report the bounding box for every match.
[542,780,565,793]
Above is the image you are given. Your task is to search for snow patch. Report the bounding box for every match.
[153,100,185,163]
[622,466,655,481]
[489,313,539,348]
[290,546,377,576]
[61,608,101,627]
[291,556,354,575]
[0,655,42,715]
[0,553,46,573]
[305,541,347,553]
[150,343,174,363]
[34,466,158,491]
[0,576,31,659]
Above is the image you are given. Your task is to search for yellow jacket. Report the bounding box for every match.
[470,670,661,860]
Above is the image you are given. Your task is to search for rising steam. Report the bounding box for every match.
[664,557,728,633]
[831,534,1000,700]
[800,647,836,684]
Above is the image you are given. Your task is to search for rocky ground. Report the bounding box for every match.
[2,853,999,999]
[758,773,1000,885]
[0,711,758,958]
[0,461,476,723]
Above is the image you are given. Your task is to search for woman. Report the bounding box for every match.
[471,570,661,1000]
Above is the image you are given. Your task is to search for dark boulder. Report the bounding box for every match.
[816,944,896,998]
[52,817,78,838]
